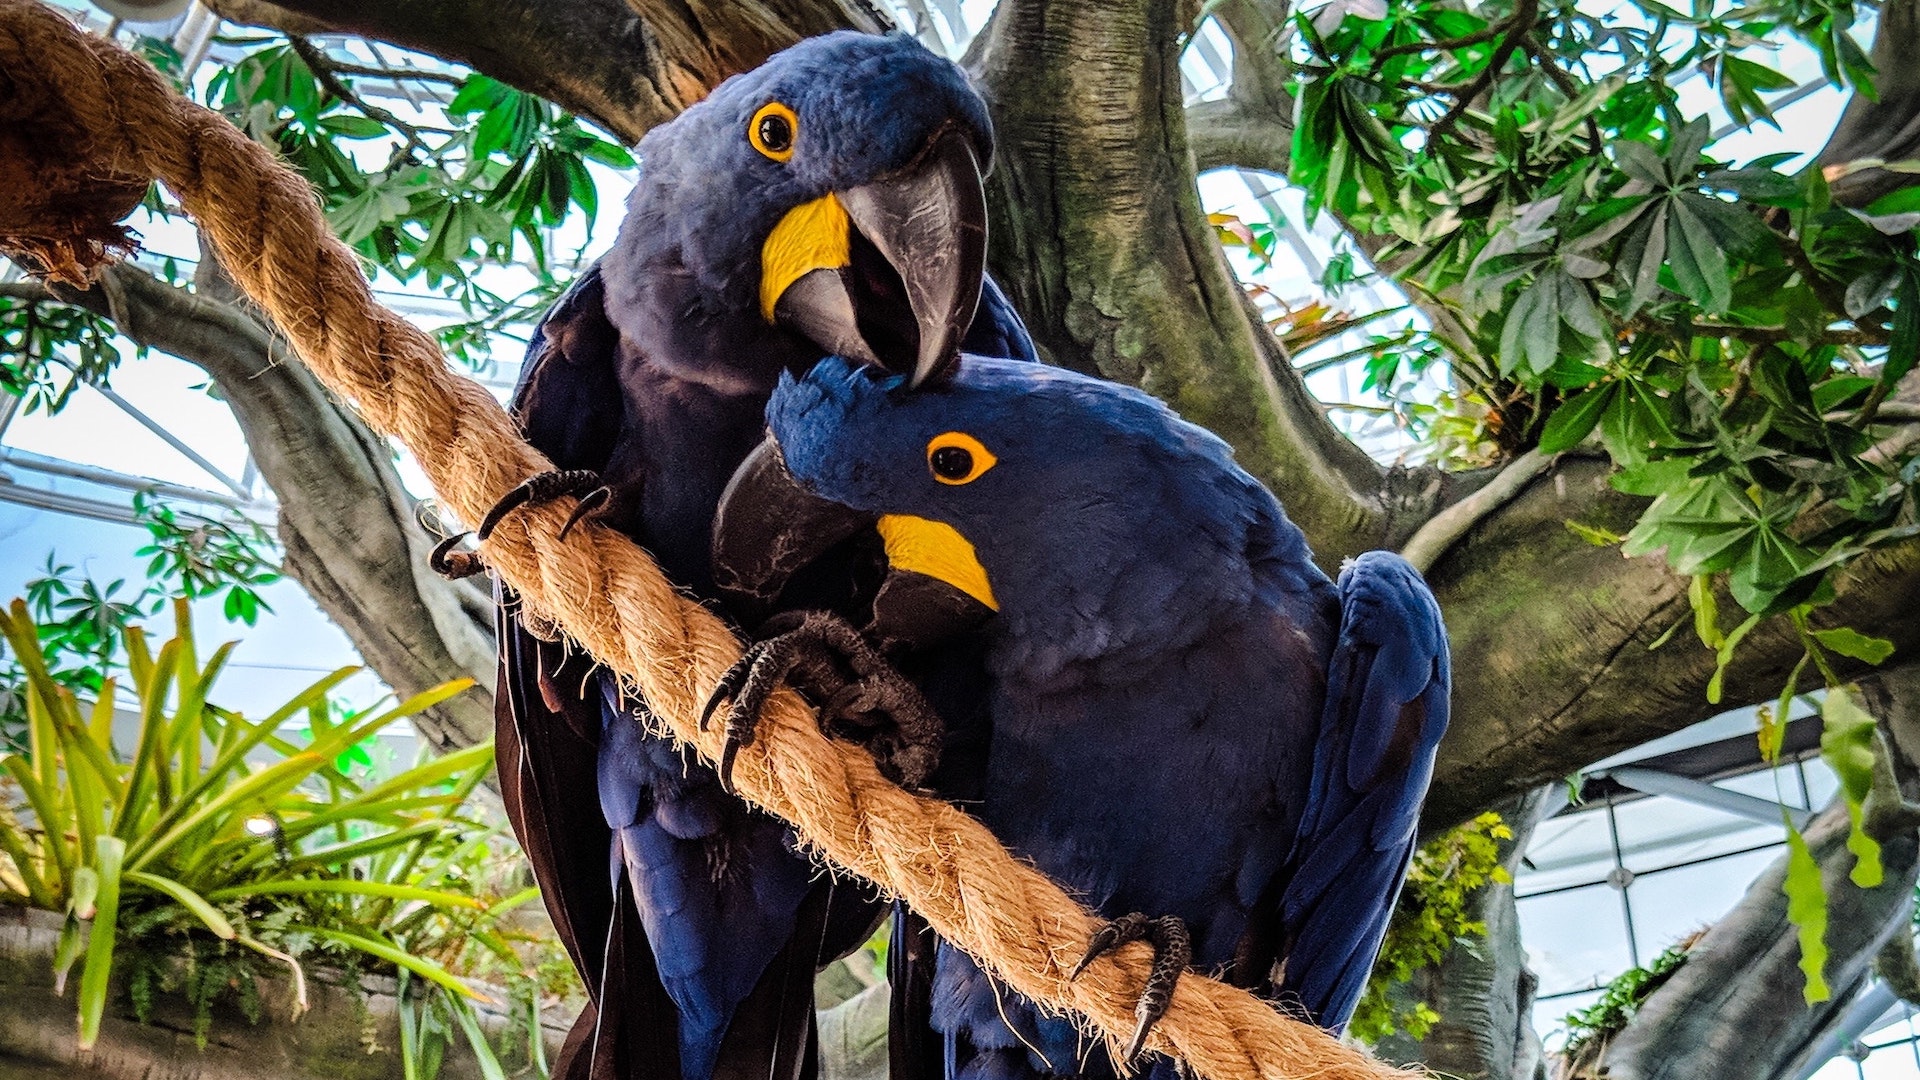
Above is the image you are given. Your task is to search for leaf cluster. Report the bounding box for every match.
[1293,0,1918,620]
[1558,940,1691,1069]
[1349,810,1514,1043]
[0,299,133,415]
[0,597,558,1073]
[1,496,284,750]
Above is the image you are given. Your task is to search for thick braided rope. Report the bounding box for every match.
[0,6,1420,1078]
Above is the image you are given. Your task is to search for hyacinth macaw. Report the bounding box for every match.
[708,356,1451,1080]
[453,32,1036,1080]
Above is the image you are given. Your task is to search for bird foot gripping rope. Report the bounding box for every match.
[0,6,1421,1079]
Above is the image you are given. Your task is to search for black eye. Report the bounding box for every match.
[757,114,792,152]
[930,445,974,481]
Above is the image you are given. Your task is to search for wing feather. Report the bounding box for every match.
[1273,551,1449,1029]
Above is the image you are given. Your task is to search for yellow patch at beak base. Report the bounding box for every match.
[876,514,998,612]
[760,193,851,321]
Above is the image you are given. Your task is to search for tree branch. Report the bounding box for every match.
[11,266,498,753]
[1400,448,1555,573]
[969,0,1398,565]
[1425,0,1537,143]
[219,0,886,143]
[1594,666,1920,1080]
[287,36,431,157]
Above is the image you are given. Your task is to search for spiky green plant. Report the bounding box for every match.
[0,596,512,1058]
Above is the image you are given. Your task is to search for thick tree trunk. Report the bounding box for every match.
[1589,666,1920,1079]
[964,0,1410,564]
[1375,791,1557,1080]
[12,266,497,752]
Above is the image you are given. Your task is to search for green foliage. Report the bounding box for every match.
[0,596,556,1068]
[0,299,135,415]
[1350,811,1514,1044]
[1560,941,1691,1067]
[1293,0,1916,1006]
[131,491,282,626]
[1,495,283,750]
[1294,0,1918,616]
[205,44,629,339]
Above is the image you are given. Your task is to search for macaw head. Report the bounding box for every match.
[603,31,994,388]
[711,356,1316,670]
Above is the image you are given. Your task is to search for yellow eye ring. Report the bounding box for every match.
[926,432,996,485]
[749,101,798,162]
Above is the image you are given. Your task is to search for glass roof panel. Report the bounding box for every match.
[1520,883,1635,996]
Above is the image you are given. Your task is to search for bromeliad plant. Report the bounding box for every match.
[0,596,532,1060]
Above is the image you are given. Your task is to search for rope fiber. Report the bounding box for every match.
[0,5,1420,1077]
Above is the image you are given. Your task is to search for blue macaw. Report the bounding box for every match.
[708,356,1451,1080]
[458,32,1037,1080]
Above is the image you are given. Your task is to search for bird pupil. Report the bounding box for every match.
[758,115,792,151]
[931,446,973,480]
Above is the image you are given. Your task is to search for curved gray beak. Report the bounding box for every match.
[711,438,875,622]
[771,129,987,387]
[711,437,995,647]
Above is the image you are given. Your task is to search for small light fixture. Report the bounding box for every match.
[244,814,278,837]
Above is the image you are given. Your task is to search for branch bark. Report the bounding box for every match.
[12,266,496,753]
[966,0,1400,564]
[210,0,885,143]
[1187,0,1296,176]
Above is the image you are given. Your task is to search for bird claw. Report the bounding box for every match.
[430,533,487,579]
[699,611,944,795]
[476,469,606,540]
[557,486,613,540]
[1067,912,1191,1065]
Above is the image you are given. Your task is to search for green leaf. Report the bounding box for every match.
[293,925,489,1002]
[1781,821,1830,1004]
[1810,628,1895,665]
[1565,519,1627,546]
[1822,688,1878,809]
[317,114,391,140]
[1666,200,1733,314]
[1706,612,1762,704]
[1619,203,1669,316]
[1609,457,1693,496]
[1539,384,1617,452]
[77,836,125,1050]
[1820,687,1884,889]
[123,871,236,939]
[1689,574,1724,650]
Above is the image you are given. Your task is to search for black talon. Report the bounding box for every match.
[430,533,486,579]
[476,469,604,540]
[558,486,613,540]
[717,738,744,797]
[1067,912,1191,1064]
[697,611,946,793]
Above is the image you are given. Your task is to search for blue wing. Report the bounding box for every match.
[1275,551,1450,1029]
